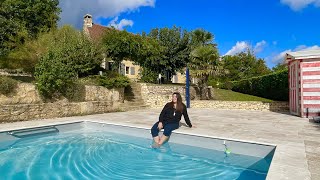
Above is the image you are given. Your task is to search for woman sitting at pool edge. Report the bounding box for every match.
[151,92,193,147]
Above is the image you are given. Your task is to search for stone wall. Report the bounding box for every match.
[84,86,124,103]
[191,100,289,112]
[139,83,289,112]
[0,82,290,122]
[140,83,198,107]
[0,83,124,122]
[0,83,42,105]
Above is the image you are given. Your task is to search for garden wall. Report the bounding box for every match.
[0,83,124,122]
[139,83,289,111]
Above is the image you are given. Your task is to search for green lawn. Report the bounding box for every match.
[145,83,274,102]
[213,88,273,102]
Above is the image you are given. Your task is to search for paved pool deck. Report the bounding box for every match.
[0,108,319,180]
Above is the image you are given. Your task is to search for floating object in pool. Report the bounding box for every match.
[223,140,231,154]
[225,148,231,154]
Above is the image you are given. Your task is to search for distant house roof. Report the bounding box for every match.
[86,24,110,41]
[286,50,320,61]
[83,14,111,42]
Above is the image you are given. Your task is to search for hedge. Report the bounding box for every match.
[230,70,288,101]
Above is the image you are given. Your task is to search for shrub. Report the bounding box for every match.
[34,51,76,99]
[85,73,130,89]
[139,68,157,83]
[223,81,233,90]
[34,26,102,99]
[231,69,288,101]
[98,74,130,89]
[207,78,219,88]
[112,75,130,88]
[0,76,18,95]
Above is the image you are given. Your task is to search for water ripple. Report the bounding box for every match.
[0,132,268,180]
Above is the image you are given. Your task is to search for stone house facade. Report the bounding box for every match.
[83,14,189,83]
[83,14,141,80]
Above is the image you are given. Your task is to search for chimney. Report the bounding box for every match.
[83,14,93,28]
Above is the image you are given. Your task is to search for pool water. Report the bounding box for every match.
[0,124,274,179]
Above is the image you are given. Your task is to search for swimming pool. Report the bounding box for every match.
[0,121,275,179]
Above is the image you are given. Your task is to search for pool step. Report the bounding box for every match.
[7,126,59,138]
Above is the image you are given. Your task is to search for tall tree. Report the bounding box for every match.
[188,29,225,99]
[189,45,224,99]
[190,28,214,48]
[0,0,60,58]
[148,26,190,75]
[35,26,102,98]
[136,36,163,73]
[272,63,288,72]
[0,16,27,57]
[0,0,60,38]
[4,31,55,73]
[103,28,163,75]
[221,50,270,81]
[102,28,143,71]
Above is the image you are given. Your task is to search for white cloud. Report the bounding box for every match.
[294,45,320,51]
[280,0,320,11]
[272,50,292,64]
[225,40,267,56]
[225,41,249,56]
[108,17,134,30]
[58,0,155,28]
[271,45,320,64]
[254,40,267,53]
[273,41,278,45]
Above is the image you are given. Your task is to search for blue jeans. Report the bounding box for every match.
[151,122,179,137]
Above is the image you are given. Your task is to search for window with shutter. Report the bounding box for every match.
[130,67,135,75]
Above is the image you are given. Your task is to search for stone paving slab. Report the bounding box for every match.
[0,108,319,180]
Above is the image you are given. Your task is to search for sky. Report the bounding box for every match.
[58,0,320,68]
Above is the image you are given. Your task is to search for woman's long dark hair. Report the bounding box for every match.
[171,92,183,112]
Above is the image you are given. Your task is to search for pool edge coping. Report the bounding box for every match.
[0,119,277,148]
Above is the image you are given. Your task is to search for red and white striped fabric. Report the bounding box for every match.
[301,61,320,117]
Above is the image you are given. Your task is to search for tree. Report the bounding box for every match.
[135,36,164,73]
[49,26,102,78]
[221,50,270,81]
[4,32,54,73]
[102,28,163,81]
[189,45,224,99]
[272,63,288,72]
[0,0,60,38]
[188,29,225,99]
[190,28,214,47]
[102,28,140,70]
[0,0,60,58]
[148,26,191,75]
[0,16,27,58]
[35,26,102,98]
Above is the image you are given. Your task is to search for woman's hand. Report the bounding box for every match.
[158,122,163,130]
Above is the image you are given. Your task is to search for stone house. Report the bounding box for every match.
[83,14,189,83]
[83,14,141,80]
